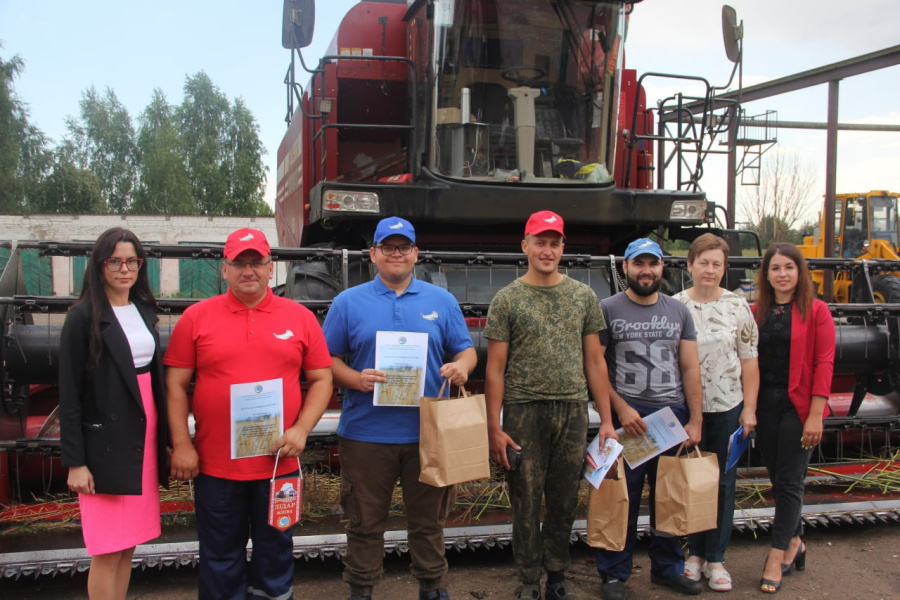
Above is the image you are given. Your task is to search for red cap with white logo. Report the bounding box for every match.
[524,210,565,238]
[224,228,271,260]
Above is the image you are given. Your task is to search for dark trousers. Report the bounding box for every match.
[595,402,690,582]
[687,403,742,564]
[338,437,455,595]
[756,387,810,550]
[504,401,589,584]
[194,473,296,600]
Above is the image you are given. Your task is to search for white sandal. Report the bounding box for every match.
[684,557,704,582]
[702,562,733,592]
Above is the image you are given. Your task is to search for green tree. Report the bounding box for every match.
[30,158,104,214]
[133,89,193,215]
[748,214,804,249]
[0,47,52,213]
[63,86,138,213]
[0,50,25,212]
[177,72,230,215]
[176,72,270,216]
[223,98,270,216]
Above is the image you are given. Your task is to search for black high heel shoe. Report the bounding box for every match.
[794,541,807,572]
[760,556,782,594]
[781,540,806,575]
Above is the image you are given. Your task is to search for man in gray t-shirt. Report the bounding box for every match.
[602,291,696,409]
[595,238,703,600]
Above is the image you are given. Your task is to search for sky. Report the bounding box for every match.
[1,0,898,227]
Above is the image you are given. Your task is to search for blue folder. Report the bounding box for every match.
[725,425,749,472]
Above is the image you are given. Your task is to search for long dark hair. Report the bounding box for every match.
[76,228,157,368]
[753,242,814,327]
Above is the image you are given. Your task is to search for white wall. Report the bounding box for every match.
[0,215,284,296]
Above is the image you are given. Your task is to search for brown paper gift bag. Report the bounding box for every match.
[655,442,719,536]
[418,381,490,487]
[587,457,628,551]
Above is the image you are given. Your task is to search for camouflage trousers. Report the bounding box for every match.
[504,400,589,584]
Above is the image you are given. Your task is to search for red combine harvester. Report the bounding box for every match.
[276,0,706,273]
[0,0,898,579]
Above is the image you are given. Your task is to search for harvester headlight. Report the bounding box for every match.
[669,200,707,221]
[323,190,380,213]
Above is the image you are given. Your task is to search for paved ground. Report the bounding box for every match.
[7,522,900,599]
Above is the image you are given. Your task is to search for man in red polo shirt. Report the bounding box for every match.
[166,228,333,600]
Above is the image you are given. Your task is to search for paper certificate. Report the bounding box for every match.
[231,378,284,459]
[616,406,688,469]
[374,331,428,407]
[583,435,624,489]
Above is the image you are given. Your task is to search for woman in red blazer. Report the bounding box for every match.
[752,242,835,594]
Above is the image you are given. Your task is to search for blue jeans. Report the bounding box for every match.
[687,403,742,563]
[194,473,296,600]
[595,402,690,582]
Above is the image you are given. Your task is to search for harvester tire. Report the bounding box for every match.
[872,276,900,304]
[284,243,367,302]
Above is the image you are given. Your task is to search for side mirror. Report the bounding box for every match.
[721,5,743,64]
[282,0,315,50]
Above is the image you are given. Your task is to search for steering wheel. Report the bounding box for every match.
[501,66,547,86]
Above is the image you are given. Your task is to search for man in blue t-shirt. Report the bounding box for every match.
[322,217,477,600]
[595,238,703,600]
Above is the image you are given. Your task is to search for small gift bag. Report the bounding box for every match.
[268,449,303,531]
[655,443,719,536]
[419,380,490,487]
[587,457,629,551]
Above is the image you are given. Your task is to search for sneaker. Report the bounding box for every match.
[419,589,450,600]
[650,573,702,595]
[600,576,625,600]
[514,583,542,599]
[545,580,581,600]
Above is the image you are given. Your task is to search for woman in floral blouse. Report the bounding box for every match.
[676,233,759,593]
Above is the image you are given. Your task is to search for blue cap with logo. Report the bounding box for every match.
[374,217,416,244]
[623,238,664,260]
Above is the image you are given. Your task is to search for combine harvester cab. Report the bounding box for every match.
[1,0,899,579]
[277,0,711,278]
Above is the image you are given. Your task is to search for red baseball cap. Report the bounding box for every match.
[224,228,271,260]
[525,210,565,238]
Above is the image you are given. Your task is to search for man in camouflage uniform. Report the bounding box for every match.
[485,210,617,600]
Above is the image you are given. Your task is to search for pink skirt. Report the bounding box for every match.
[79,372,161,555]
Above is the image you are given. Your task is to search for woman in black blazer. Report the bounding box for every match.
[59,228,168,600]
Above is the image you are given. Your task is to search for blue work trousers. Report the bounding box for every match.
[194,473,296,600]
[595,402,690,582]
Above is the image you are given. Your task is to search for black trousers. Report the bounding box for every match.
[756,386,811,550]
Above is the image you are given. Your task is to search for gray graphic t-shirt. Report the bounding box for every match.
[600,292,697,408]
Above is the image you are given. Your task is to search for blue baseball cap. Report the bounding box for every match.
[623,238,664,260]
[373,217,416,244]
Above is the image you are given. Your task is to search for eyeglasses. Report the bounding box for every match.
[225,259,272,270]
[376,243,415,256]
[104,258,144,272]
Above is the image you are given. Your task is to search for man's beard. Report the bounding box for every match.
[627,273,661,297]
